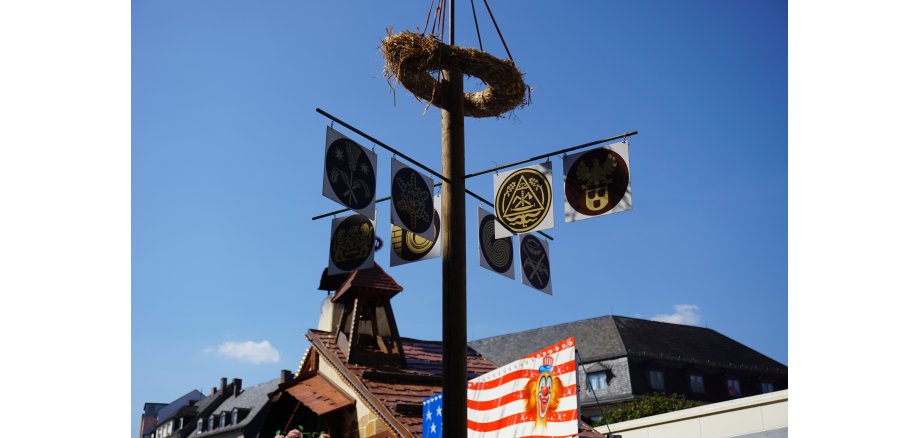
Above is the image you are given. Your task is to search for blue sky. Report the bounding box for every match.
[132,0,786,434]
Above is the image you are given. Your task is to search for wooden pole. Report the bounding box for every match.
[441,0,467,437]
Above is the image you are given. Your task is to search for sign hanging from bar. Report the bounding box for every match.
[466,337,577,437]
[493,162,555,238]
[563,141,632,222]
[328,212,376,275]
[322,127,377,220]
[391,195,441,266]
[519,233,552,294]
[390,157,435,241]
[478,207,514,279]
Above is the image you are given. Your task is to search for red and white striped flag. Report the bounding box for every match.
[467,337,578,438]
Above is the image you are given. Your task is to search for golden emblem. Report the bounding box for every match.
[496,167,552,233]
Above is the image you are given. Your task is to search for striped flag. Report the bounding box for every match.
[467,337,578,438]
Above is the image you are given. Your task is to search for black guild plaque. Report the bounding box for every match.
[479,213,513,274]
[392,209,440,262]
[329,214,375,272]
[324,137,376,210]
[520,234,550,291]
[564,148,629,216]
[495,167,552,234]
[391,167,434,234]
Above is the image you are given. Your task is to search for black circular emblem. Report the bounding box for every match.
[479,214,513,273]
[391,209,440,262]
[564,148,629,216]
[495,167,552,234]
[391,167,433,234]
[329,214,375,272]
[325,138,376,210]
[520,234,550,289]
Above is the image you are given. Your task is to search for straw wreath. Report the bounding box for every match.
[381,31,529,118]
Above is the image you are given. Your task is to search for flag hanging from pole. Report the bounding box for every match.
[519,233,552,294]
[467,337,578,438]
[390,157,436,241]
[322,127,378,220]
[327,212,376,275]
[493,162,555,238]
[562,141,632,223]
[478,207,515,280]
[390,195,442,266]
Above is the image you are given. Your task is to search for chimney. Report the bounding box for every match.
[220,377,228,396]
[210,387,217,396]
[280,369,293,384]
[232,378,242,396]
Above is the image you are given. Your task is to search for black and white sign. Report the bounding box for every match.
[390,195,442,266]
[328,212,376,275]
[519,233,552,294]
[478,207,515,279]
[322,127,377,220]
[562,141,631,222]
[390,157,435,241]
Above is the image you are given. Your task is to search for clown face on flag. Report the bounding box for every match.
[467,337,578,438]
[563,141,632,222]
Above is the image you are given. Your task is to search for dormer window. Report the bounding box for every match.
[208,416,214,431]
[231,409,238,425]
[197,419,204,433]
[179,417,184,429]
[220,412,226,428]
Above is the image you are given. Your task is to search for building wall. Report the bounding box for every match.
[317,355,393,438]
[594,389,788,438]
[578,357,634,418]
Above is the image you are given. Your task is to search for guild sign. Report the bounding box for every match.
[322,127,377,220]
[493,162,555,238]
[328,213,375,274]
[391,196,442,266]
[390,158,435,241]
[563,141,631,222]
[519,233,551,294]
[477,207,514,279]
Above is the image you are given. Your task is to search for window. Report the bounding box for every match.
[231,409,238,425]
[587,371,608,391]
[208,416,214,431]
[726,378,741,397]
[689,374,705,393]
[179,418,184,429]
[761,382,774,393]
[197,419,204,433]
[220,412,226,428]
[649,370,665,391]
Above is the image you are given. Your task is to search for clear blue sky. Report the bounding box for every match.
[132,0,786,434]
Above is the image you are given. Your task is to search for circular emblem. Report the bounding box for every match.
[479,214,513,273]
[564,148,629,216]
[391,167,434,234]
[495,168,552,234]
[391,209,440,262]
[329,215,375,272]
[520,234,550,290]
[325,138,376,210]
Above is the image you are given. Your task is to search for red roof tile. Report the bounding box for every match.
[318,264,404,303]
[307,330,495,437]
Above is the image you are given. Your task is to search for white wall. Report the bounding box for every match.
[594,390,788,438]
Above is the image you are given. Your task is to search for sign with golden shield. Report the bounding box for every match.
[519,233,552,294]
[390,157,435,241]
[390,195,441,266]
[328,212,376,274]
[493,162,555,238]
[562,141,631,222]
[478,207,514,279]
[322,127,377,220]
